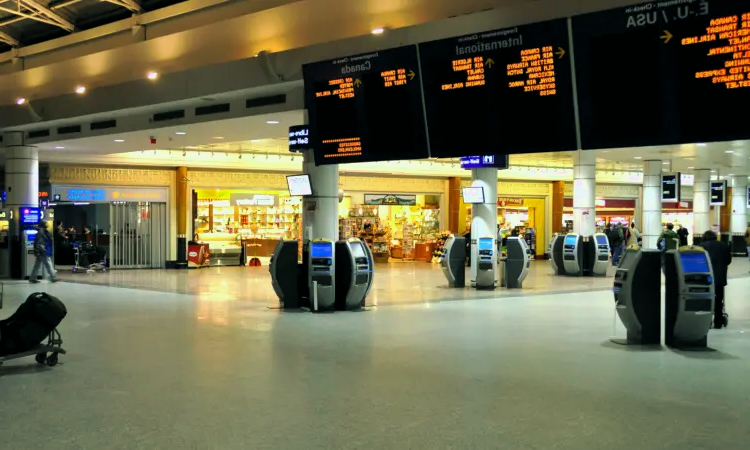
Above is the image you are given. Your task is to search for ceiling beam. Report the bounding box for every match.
[102,0,142,13]
[17,0,75,32]
[0,29,19,46]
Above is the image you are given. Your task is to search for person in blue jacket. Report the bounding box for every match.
[29,222,57,283]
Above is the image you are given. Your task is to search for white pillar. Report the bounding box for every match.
[470,168,498,282]
[642,161,662,249]
[731,175,747,233]
[302,150,339,242]
[3,131,39,210]
[573,151,596,236]
[693,169,711,238]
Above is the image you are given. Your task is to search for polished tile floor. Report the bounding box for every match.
[1,261,749,449]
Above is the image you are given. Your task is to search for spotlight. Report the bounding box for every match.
[75,86,86,94]
[147,71,158,80]
[16,97,26,105]
[372,28,385,35]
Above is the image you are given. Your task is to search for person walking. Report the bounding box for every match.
[608,223,624,265]
[658,223,680,252]
[627,222,641,247]
[699,230,731,329]
[29,223,57,284]
[677,225,689,247]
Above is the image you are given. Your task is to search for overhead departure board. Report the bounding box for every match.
[418,19,578,158]
[573,0,750,150]
[303,46,429,165]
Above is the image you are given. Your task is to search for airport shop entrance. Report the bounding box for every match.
[51,186,169,269]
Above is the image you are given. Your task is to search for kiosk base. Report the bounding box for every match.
[666,335,708,350]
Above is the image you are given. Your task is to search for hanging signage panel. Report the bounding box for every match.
[662,173,681,202]
[710,181,727,206]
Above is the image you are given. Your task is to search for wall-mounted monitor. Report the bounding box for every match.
[286,175,313,196]
[20,207,40,225]
[288,125,310,152]
[710,181,727,206]
[461,187,485,204]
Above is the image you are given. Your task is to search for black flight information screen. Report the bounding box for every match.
[303,46,429,165]
[418,19,578,158]
[573,0,750,150]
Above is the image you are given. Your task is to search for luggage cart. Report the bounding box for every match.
[0,283,67,367]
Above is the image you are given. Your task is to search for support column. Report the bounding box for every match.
[573,151,596,236]
[302,151,339,242]
[552,181,564,234]
[4,131,39,211]
[448,176,462,233]
[176,166,188,265]
[642,161,662,249]
[470,168,498,283]
[720,187,732,233]
[693,169,711,240]
[731,176,747,254]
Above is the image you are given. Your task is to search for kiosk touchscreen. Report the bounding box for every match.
[334,238,372,311]
[505,237,530,289]
[475,237,497,289]
[612,248,662,345]
[441,235,466,288]
[308,240,335,312]
[591,233,610,276]
[664,248,714,348]
[270,239,301,309]
[562,234,583,276]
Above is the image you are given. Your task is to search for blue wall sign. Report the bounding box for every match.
[459,155,509,169]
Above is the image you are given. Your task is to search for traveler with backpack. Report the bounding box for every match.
[658,223,680,252]
[609,223,625,265]
[29,223,57,283]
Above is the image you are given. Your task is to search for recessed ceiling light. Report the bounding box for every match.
[16,97,26,105]
[266,120,279,124]
[212,136,224,140]
[697,143,707,147]
[371,28,385,35]
[662,161,669,164]
[186,146,197,149]
[114,139,124,142]
[147,71,158,80]
[688,166,694,169]
[54,146,65,149]
[725,150,734,153]
[175,131,186,135]
[75,86,86,94]
[634,156,642,159]
[251,139,262,142]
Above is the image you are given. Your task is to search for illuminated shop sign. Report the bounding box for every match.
[230,194,277,206]
[364,194,417,206]
[52,186,168,202]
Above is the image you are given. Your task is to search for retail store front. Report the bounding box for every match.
[50,185,169,269]
[563,198,635,232]
[339,193,443,263]
[192,189,301,266]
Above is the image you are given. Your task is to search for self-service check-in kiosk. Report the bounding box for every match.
[591,233,610,276]
[612,248,662,345]
[19,207,41,280]
[475,237,497,289]
[549,234,566,276]
[335,238,373,311]
[664,247,714,348]
[441,235,466,288]
[270,239,301,309]
[308,240,335,312]
[562,234,583,276]
[505,237,530,289]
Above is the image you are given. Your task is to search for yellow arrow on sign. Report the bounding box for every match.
[661,30,673,44]
[408,70,415,80]
[354,78,362,87]
[555,47,566,59]
[485,58,495,68]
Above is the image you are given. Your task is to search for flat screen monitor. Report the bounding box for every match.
[564,235,578,247]
[461,187,485,204]
[596,235,608,246]
[287,175,312,196]
[478,238,493,251]
[311,242,333,259]
[349,242,367,258]
[680,252,709,274]
[24,229,37,245]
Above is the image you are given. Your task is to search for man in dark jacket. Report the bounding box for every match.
[30,223,57,283]
[699,230,731,329]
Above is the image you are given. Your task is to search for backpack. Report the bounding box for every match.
[0,292,67,355]
[608,228,622,245]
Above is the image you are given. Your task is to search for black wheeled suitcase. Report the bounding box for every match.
[0,293,67,356]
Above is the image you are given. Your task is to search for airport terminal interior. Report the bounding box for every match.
[2,0,750,448]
